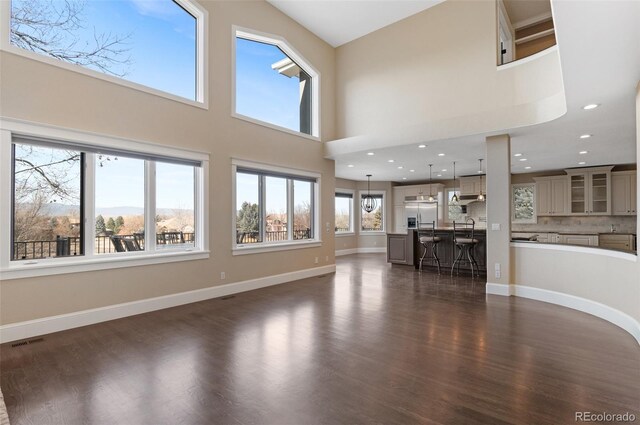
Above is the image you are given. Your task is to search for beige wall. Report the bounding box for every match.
[0,1,336,324]
[334,178,358,252]
[332,0,565,148]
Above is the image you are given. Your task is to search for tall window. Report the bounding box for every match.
[9,0,203,101]
[512,184,537,223]
[11,138,203,262]
[234,162,318,249]
[335,192,353,233]
[360,193,384,232]
[234,29,318,136]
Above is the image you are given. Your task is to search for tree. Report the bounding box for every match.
[114,216,125,233]
[95,215,106,235]
[237,202,259,233]
[10,0,131,77]
[106,217,116,232]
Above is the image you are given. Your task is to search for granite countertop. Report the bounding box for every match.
[511,239,637,255]
[513,231,636,236]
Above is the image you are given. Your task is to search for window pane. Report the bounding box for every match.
[447,190,463,222]
[293,180,312,240]
[10,0,197,100]
[236,172,261,244]
[335,196,351,232]
[361,195,383,231]
[95,156,145,254]
[236,37,312,134]
[13,144,82,260]
[265,176,288,242]
[514,186,535,220]
[156,162,195,248]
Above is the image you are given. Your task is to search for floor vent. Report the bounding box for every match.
[11,337,45,348]
[220,295,235,300]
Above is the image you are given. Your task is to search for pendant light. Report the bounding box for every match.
[450,161,459,204]
[477,159,485,202]
[361,174,377,213]
[427,164,435,202]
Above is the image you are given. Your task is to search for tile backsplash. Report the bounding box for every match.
[512,215,637,234]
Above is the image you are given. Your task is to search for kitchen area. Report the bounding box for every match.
[387,165,637,274]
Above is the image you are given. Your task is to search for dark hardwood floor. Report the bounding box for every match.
[1,254,639,425]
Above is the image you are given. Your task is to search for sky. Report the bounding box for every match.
[12,0,307,216]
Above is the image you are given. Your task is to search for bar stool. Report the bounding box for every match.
[451,218,480,277]
[418,221,441,274]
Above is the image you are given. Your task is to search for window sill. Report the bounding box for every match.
[1,250,210,280]
[335,232,355,237]
[360,231,386,236]
[233,240,321,256]
[231,112,321,142]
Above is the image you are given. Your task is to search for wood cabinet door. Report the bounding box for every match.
[631,175,637,215]
[536,180,551,215]
[551,177,568,215]
[612,173,630,215]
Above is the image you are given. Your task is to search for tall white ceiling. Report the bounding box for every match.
[266,0,444,47]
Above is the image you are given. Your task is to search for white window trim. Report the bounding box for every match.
[335,188,355,236]
[511,183,538,224]
[231,158,321,255]
[0,0,209,109]
[231,26,321,141]
[0,117,210,280]
[359,190,386,234]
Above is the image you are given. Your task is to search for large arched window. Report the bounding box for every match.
[5,0,206,104]
[233,27,320,138]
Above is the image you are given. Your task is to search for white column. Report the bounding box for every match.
[486,134,511,288]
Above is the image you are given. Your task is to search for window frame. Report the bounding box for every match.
[0,0,209,108]
[335,189,355,236]
[511,183,537,224]
[0,118,209,280]
[445,188,464,223]
[359,190,386,234]
[231,26,321,141]
[231,158,321,255]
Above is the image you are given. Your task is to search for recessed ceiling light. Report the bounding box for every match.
[441,169,447,172]
[438,153,445,157]
[477,170,483,173]
[418,144,426,148]
[514,153,522,157]
[578,161,586,165]
[402,177,407,180]
[519,158,527,162]
[388,159,394,163]
[367,152,374,156]
[579,151,588,155]
[397,166,403,169]
[525,166,532,170]
[347,164,354,168]
[583,104,599,110]
[580,134,592,139]
[409,169,415,173]
[436,174,442,177]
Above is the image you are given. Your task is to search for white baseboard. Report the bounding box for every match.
[357,247,386,254]
[335,248,358,256]
[486,282,640,345]
[0,264,336,344]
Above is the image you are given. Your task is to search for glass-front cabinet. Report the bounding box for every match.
[566,167,613,215]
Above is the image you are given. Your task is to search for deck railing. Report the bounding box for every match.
[12,232,196,260]
[236,228,312,244]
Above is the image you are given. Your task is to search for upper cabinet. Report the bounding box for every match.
[612,171,637,215]
[534,176,568,216]
[566,167,613,216]
[459,176,486,196]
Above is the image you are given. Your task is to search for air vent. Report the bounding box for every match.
[11,337,45,348]
[11,341,28,348]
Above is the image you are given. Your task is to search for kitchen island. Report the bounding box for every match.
[387,229,487,275]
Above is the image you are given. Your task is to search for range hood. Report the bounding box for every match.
[458,194,486,205]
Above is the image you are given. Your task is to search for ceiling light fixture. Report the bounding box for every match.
[441,169,447,172]
[578,161,586,165]
[477,159,485,202]
[519,158,528,162]
[367,152,374,156]
[402,177,407,180]
[451,161,459,205]
[525,166,532,170]
[580,134,592,139]
[579,151,588,155]
[397,166,404,169]
[409,169,415,173]
[583,104,599,110]
[438,153,445,157]
[388,159,394,163]
[428,164,435,202]
[361,174,377,213]
[514,153,522,157]
[437,174,442,177]
[418,144,426,148]
[347,164,354,168]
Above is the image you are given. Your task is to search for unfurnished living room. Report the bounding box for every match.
[0,0,639,424]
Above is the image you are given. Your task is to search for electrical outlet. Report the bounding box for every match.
[314,257,319,264]
[492,223,501,231]
[220,272,226,280]
[494,263,501,279]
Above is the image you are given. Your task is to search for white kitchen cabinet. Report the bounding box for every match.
[393,187,405,206]
[459,176,486,196]
[558,234,599,246]
[536,233,560,244]
[534,176,568,216]
[566,166,613,216]
[599,234,634,251]
[394,205,407,233]
[612,171,637,215]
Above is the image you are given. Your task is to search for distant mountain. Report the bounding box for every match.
[96,206,144,217]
